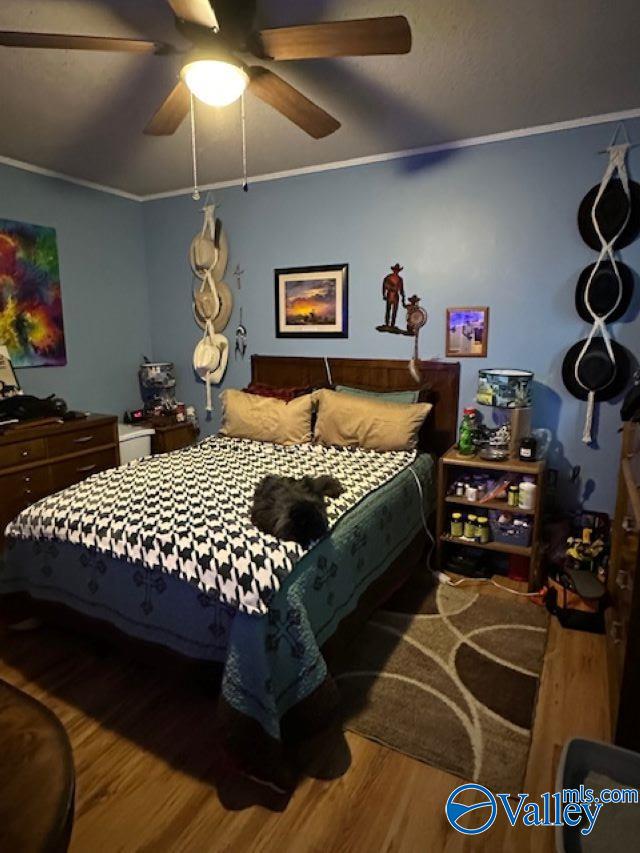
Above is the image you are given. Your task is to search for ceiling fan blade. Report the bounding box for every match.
[247,67,339,139]
[254,16,411,61]
[0,31,169,54]
[166,0,219,30]
[144,81,191,135]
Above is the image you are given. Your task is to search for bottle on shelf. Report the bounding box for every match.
[450,512,463,538]
[458,408,478,456]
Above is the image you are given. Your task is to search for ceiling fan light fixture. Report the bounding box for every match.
[181,58,249,107]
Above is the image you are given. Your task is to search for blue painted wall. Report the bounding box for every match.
[144,118,640,513]
[0,163,151,414]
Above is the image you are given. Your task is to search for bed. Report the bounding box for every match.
[0,356,459,788]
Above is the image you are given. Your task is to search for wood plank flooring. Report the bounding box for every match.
[0,586,610,853]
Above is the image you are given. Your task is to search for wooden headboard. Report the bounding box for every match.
[251,355,460,457]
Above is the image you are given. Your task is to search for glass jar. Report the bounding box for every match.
[477,516,490,544]
[464,514,478,540]
[450,512,463,538]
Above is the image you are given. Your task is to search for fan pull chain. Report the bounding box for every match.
[190,92,200,201]
[241,93,248,192]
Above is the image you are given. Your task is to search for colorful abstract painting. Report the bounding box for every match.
[0,218,66,367]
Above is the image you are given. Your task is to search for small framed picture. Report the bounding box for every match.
[0,348,20,396]
[275,264,348,338]
[446,306,489,358]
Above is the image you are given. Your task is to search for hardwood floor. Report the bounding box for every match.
[0,587,610,853]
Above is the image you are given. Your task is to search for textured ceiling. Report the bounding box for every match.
[0,0,639,197]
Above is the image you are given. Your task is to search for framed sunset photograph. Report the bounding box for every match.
[275,264,348,338]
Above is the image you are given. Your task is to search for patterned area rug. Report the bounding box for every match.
[335,577,549,791]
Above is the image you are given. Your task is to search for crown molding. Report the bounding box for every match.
[2,105,639,203]
[0,153,143,201]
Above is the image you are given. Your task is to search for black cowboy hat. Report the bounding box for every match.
[562,337,631,402]
[578,179,640,251]
[391,263,403,272]
[575,260,634,324]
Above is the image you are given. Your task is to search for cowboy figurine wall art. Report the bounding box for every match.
[377,263,406,332]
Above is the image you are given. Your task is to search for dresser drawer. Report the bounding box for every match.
[50,448,118,492]
[0,438,47,470]
[47,424,115,459]
[0,465,51,505]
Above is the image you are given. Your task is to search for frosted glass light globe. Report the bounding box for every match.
[181,59,248,107]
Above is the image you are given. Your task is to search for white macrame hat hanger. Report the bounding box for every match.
[574,123,632,444]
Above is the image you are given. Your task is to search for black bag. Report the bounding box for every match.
[0,394,68,422]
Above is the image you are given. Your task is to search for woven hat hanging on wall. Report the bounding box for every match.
[562,124,636,444]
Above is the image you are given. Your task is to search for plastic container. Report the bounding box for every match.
[555,738,640,852]
[458,408,477,456]
[118,423,155,463]
[464,514,478,540]
[519,480,537,510]
[489,512,532,547]
[477,516,490,543]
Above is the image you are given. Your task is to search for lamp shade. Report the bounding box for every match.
[477,368,533,408]
[181,59,249,107]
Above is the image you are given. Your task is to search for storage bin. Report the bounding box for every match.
[117,423,155,463]
[489,511,532,547]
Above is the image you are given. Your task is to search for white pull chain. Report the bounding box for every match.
[190,92,200,201]
[241,93,248,192]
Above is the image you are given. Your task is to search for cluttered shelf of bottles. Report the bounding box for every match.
[440,449,542,573]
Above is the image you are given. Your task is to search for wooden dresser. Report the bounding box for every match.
[607,421,640,750]
[0,415,119,547]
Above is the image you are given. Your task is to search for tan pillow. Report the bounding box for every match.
[313,389,432,452]
[219,389,313,445]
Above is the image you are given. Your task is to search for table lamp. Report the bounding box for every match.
[476,368,534,458]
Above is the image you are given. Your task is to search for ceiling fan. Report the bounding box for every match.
[0,0,412,140]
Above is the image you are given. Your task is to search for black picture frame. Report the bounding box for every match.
[274,264,349,339]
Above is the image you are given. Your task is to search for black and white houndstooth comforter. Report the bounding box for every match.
[6,437,416,616]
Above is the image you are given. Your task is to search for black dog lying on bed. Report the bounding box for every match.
[251,475,344,547]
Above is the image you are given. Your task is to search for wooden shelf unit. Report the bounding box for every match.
[440,534,532,558]
[436,446,546,589]
[607,421,640,751]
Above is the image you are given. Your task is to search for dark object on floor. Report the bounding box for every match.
[335,576,548,790]
[561,337,631,402]
[574,260,634,324]
[546,569,606,634]
[577,178,640,250]
[0,393,67,422]
[251,475,344,547]
[0,679,75,852]
[445,547,493,578]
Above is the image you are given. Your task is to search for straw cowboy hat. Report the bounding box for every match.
[189,223,229,281]
[193,279,233,333]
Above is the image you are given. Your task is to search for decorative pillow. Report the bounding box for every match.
[334,384,420,405]
[219,389,313,445]
[243,381,314,402]
[313,389,432,452]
